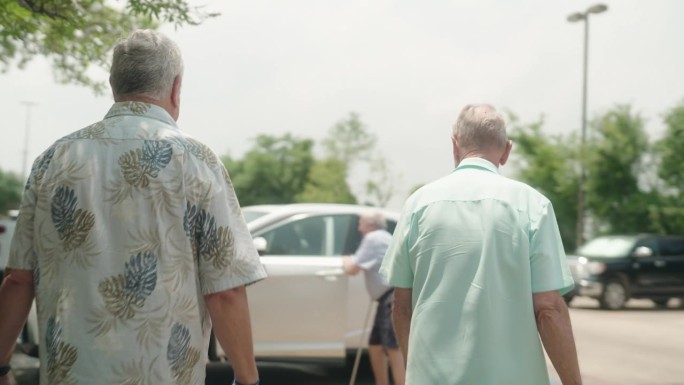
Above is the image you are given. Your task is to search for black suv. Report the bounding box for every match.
[565,234,684,310]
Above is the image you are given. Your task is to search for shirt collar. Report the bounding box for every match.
[104,101,178,129]
[454,157,499,174]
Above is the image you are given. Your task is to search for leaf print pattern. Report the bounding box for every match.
[98,252,158,320]
[26,146,56,191]
[76,121,106,139]
[119,141,173,187]
[172,137,218,167]
[184,202,233,269]
[46,317,78,385]
[167,323,200,385]
[50,186,95,251]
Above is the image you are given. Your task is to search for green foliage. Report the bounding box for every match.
[656,101,684,192]
[364,156,396,207]
[585,105,654,234]
[322,112,377,165]
[0,168,23,214]
[651,101,684,235]
[0,0,217,93]
[296,158,356,204]
[223,134,315,206]
[508,113,579,251]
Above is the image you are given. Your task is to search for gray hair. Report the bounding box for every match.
[360,210,387,230]
[452,104,508,151]
[110,29,183,100]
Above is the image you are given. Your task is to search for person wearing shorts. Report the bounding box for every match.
[344,211,405,385]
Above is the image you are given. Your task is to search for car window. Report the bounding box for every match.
[243,210,269,223]
[658,238,684,257]
[577,236,637,258]
[333,215,358,256]
[260,216,326,256]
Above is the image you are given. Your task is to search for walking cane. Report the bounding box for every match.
[349,300,374,385]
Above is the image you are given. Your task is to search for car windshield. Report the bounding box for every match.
[577,236,637,258]
[243,210,269,223]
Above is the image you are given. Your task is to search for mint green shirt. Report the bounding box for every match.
[380,157,574,385]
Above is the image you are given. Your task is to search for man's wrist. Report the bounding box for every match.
[233,379,259,385]
[0,365,11,377]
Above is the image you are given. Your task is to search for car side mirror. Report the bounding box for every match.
[633,246,653,258]
[253,237,267,255]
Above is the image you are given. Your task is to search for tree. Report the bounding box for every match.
[508,113,580,251]
[321,112,398,206]
[0,0,217,93]
[652,100,684,234]
[322,112,377,166]
[364,156,397,207]
[0,168,23,214]
[585,105,653,234]
[223,134,315,206]
[296,158,356,204]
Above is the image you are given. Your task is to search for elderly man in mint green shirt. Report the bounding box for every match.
[380,104,582,385]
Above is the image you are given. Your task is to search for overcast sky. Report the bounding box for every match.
[1,0,683,209]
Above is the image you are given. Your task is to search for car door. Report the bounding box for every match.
[247,213,349,358]
[655,237,684,294]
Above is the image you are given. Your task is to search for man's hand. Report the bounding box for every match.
[0,373,16,385]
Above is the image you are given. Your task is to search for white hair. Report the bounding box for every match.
[452,104,508,151]
[110,29,183,100]
[360,210,387,230]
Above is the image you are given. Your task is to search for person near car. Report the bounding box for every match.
[0,29,267,385]
[380,104,582,385]
[343,211,406,385]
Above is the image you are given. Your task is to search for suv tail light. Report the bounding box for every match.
[0,225,5,234]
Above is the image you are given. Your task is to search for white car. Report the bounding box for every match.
[213,203,399,362]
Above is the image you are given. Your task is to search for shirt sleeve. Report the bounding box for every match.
[529,201,574,295]
[352,233,381,270]
[380,207,414,288]
[188,153,267,295]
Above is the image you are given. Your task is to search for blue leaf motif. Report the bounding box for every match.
[124,251,158,302]
[167,323,191,371]
[141,140,173,176]
[183,201,199,238]
[46,317,62,363]
[51,186,77,238]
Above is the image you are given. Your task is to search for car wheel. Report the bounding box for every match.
[599,280,627,310]
[563,294,574,305]
[652,298,670,308]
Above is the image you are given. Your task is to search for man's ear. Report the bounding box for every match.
[499,140,513,166]
[171,75,182,109]
[452,136,460,167]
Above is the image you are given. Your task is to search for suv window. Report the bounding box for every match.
[577,236,638,258]
[261,216,326,256]
[658,238,684,257]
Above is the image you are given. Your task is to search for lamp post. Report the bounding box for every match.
[567,4,607,248]
[20,101,38,182]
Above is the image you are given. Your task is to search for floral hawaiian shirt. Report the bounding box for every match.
[8,102,267,385]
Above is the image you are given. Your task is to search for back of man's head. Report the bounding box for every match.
[110,29,183,101]
[361,211,387,230]
[452,104,508,152]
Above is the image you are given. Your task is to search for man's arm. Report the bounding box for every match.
[342,256,362,275]
[205,285,259,385]
[533,291,582,385]
[392,287,412,367]
[0,269,34,382]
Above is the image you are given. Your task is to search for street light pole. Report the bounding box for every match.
[20,101,38,182]
[567,4,607,248]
